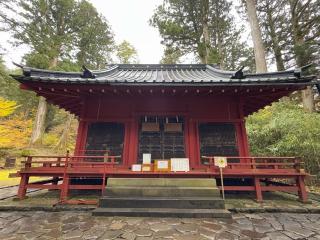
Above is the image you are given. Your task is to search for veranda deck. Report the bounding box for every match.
[16,155,308,205]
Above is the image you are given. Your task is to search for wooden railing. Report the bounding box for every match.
[78,149,110,155]
[201,156,303,172]
[21,154,121,169]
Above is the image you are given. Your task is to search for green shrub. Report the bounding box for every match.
[247,100,320,183]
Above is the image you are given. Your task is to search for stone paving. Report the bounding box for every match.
[0,186,39,200]
[0,211,319,240]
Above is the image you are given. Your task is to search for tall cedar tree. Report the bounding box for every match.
[160,47,183,64]
[150,0,254,70]
[0,0,114,145]
[256,0,319,111]
[244,0,268,72]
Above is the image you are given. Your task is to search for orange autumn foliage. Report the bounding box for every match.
[0,97,18,117]
[0,113,32,149]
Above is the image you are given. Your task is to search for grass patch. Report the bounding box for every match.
[225,191,320,209]
[0,169,47,187]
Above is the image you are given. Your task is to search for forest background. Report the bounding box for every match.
[0,0,319,185]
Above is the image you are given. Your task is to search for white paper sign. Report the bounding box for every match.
[214,157,227,168]
[132,164,142,171]
[143,153,151,164]
[171,158,190,172]
[157,160,169,169]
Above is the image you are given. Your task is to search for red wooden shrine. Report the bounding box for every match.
[11,64,318,204]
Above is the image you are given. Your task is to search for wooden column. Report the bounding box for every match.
[127,118,139,167]
[60,176,69,202]
[238,99,250,161]
[188,119,199,168]
[122,121,132,167]
[296,176,308,203]
[17,174,29,199]
[74,120,85,155]
[254,177,263,202]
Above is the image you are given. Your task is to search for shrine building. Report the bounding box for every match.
[11,64,318,205]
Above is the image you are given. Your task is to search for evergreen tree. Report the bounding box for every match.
[150,0,254,70]
[160,47,183,64]
[244,0,268,72]
[0,0,115,144]
[255,0,320,111]
[116,40,139,64]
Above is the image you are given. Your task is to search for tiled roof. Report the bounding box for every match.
[12,64,316,86]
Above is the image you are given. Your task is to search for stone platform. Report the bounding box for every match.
[93,178,231,218]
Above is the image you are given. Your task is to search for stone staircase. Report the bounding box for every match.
[92,178,231,218]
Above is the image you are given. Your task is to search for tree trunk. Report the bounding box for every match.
[289,0,314,112]
[30,57,58,146]
[30,96,47,145]
[302,86,314,112]
[215,1,224,69]
[54,114,73,151]
[202,22,210,64]
[245,0,268,73]
[199,55,206,64]
[265,3,285,71]
[202,0,210,64]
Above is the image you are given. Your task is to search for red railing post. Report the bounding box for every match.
[111,156,115,168]
[101,163,106,196]
[254,177,263,202]
[251,157,256,169]
[17,174,29,200]
[25,156,32,169]
[296,175,308,203]
[294,157,301,172]
[57,157,61,167]
[60,151,70,203]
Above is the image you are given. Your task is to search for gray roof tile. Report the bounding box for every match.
[12,64,317,86]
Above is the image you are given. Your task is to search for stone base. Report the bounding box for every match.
[95,177,230,218]
[92,207,231,218]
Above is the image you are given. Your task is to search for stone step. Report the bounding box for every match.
[99,196,225,209]
[105,186,220,198]
[107,178,217,188]
[92,207,231,218]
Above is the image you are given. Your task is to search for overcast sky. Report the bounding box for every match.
[89,0,165,64]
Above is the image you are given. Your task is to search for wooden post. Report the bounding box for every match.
[252,157,256,169]
[296,176,308,203]
[60,176,69,202]
[101,163,107,196]
[25,156,32,169]
[254,177,263,202]
[220,167,225,200]
[60,151,70,203]
[17,174,29,200]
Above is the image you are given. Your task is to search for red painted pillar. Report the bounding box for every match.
[238,99,250,162]
[74,120,89,157]
[122,121,131,167]
[254,177,263,202]
[296,176,308,203]
[188,119,200,169]
[17,174,29,199]
[240,120,250,156]
[127,118,139,167]
[74,120,85,155]
[184,116,190,161]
